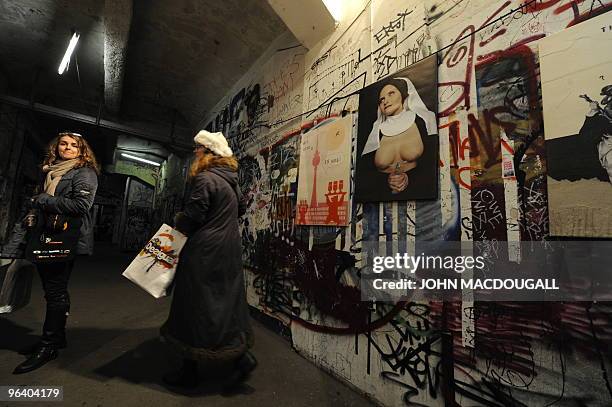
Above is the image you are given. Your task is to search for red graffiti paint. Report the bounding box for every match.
[479,29,507,47]
[457,166,474,190]
[554,0,587,14]
[522,0,564,12]
[443,120,462,168]
[439,25,476,117]
[477,43,542,120]
[438,1,513,117]
[564,3,612,27]
[501,138,515,154]
[292,302,405,335]
[519,0,612,28]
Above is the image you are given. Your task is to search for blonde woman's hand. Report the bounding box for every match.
[24,213,37,228]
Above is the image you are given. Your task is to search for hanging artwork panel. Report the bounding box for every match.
[354,55,438,202]
[541,12,612,237]
[296,115,353,226]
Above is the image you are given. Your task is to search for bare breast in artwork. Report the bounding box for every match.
[374,124,424,173]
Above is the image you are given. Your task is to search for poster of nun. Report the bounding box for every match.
[354,55,438,202]
[540,12,612,238]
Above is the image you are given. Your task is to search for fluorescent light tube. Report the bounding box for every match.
[121,153,161,167]
[58,32,80,75]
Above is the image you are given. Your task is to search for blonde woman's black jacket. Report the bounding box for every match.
[35,167,98,255]
[1,166,98,258]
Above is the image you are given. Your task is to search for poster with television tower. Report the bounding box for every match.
[296,115,353,226]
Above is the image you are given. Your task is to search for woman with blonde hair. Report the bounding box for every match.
[9,131,99,374]
[161,130,255,390]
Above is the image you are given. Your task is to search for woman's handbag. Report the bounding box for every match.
[24,211,83,263]
[0,259,34,313]
[0,206,37,260]
[122,224,187,298]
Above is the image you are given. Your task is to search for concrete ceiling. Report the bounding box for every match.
[0,0,105,112]
[0,0,287,142]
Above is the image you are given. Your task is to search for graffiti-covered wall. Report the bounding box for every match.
[0,106,42,244]
[204,2,612,406]
[153,153,188,227]
[120,178,155,251]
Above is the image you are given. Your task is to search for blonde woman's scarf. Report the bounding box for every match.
[43,159,79,196]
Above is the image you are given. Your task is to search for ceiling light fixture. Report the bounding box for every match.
[121,153,161,167]
[58,32,80,75]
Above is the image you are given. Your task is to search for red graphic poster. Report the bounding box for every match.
[296,116,352,226]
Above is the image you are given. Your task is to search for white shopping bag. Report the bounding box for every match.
[122,224,187,298]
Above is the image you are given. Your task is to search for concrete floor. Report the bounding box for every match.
[0,244,376,407]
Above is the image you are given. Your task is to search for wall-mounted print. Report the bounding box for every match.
[541,12,612,238]
[354,55,438,202]
[296,115,353,226]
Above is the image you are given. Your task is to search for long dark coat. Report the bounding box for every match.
[160,166,253,361]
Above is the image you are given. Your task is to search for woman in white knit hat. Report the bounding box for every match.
[160,130,256,391]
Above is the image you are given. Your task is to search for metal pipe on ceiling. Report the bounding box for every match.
[0,94,193,150]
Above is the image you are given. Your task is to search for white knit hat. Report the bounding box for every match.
[193,130,233,157]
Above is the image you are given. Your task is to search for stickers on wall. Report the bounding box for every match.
[296,115,353,226]
[540,12,612,237]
